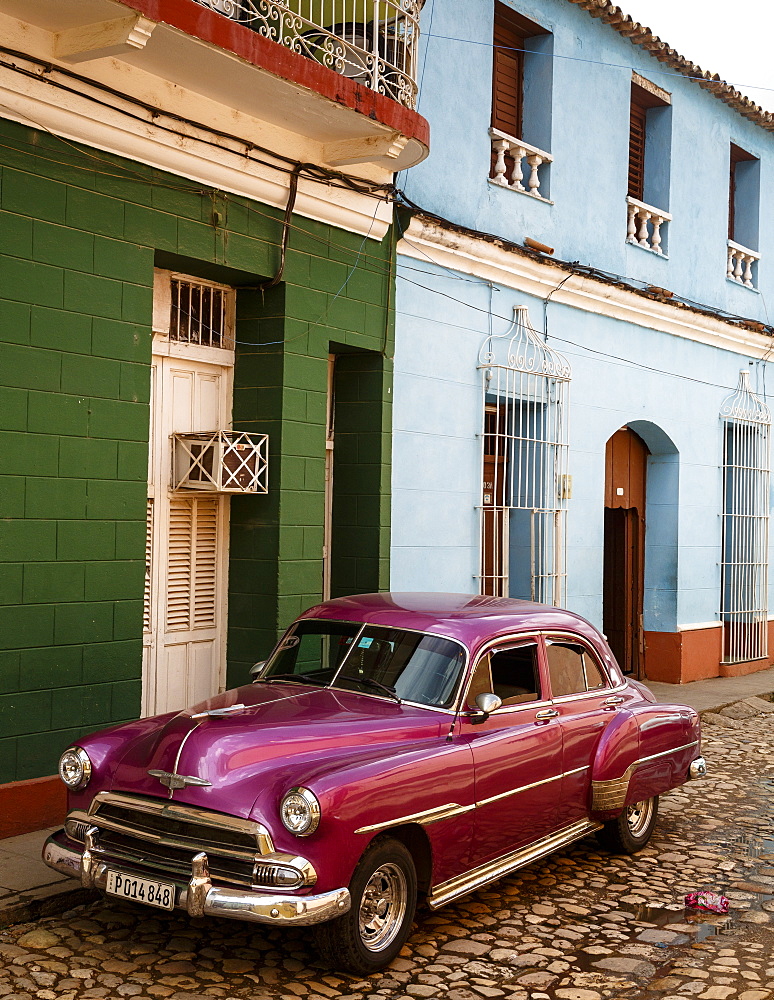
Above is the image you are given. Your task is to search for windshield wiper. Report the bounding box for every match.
[264,673,324,686]
[337,675,401,704]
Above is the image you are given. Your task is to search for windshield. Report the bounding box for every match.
[262,621,466,709]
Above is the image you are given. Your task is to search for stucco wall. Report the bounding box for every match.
[401,0,773,322]
[391,255,768,636]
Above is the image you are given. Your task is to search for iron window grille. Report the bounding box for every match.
[477,306,571,606]
[720,369,771,663]
[169,275,235,350]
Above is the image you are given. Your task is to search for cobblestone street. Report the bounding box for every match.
[3,704,774,1000]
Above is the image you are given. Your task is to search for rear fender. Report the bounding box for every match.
[590,705,700,820]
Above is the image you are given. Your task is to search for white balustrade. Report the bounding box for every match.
[727,240,760,289]
[625,196,672,255]
[489,128,553,201]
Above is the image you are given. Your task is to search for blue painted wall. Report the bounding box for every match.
[391,0,774,637]
[401,0,773,318]
[391,260,766,632]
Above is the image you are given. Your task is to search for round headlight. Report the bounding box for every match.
[280,787,320,837]
[58,747,92,790]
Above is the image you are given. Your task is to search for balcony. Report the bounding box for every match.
[488,129,552,202]
[626,196,671,255]
[727,240,760,290]
[194,0,422,110]
[0,0,430,178]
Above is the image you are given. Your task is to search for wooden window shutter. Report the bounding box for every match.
[167,496,218,631]
[628,87,647,200]
[492,10,525,137]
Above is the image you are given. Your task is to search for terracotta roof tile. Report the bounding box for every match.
[566,0,774,131]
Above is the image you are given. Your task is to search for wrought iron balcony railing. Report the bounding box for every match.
[194,0,422,109]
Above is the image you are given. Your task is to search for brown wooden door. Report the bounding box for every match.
[481,406,507,596]
[603,428,648,677]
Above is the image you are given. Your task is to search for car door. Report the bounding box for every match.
[458,636,563,866]
[543,634,617,827]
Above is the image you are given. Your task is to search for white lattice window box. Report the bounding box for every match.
[172,431,269,494]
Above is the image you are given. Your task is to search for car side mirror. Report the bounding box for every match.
[470,692,502,725]
[250,661,266,681]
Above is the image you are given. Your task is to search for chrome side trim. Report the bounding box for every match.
[591,741,701,810]
[591,764,636,811]
[638,739,699,764]
[476,771,562,808]
[42,834,347,927]
[427,819,601,909]
[357,765,593,832]
[355,802,475,834]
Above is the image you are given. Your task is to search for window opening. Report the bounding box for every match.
[167,275,235,349]
[545,640,606,697]
[478,306,571,605]
[467,642,541,708]
[626,76,671,254]
[728,144,760,288]
[720,370,770,663]
[489,3,552,198]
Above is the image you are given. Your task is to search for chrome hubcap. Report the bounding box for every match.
[625,797,654,838]
[358,863,407,952]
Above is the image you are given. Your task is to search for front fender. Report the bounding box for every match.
[590,704,700,820]
[256,740,475,894]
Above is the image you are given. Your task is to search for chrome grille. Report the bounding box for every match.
[81,792,273,889]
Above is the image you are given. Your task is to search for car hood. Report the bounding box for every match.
[104,683,450,820]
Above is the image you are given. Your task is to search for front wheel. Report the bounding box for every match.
[314,836,417,974]
[596,795,659,854]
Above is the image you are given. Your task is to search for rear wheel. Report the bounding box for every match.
[596,795,659,854]
[314,836,417,974]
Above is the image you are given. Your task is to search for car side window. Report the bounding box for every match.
[467,642,541,708]
[546,640,608,698]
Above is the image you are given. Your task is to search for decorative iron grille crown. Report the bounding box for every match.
[478,306,571,380]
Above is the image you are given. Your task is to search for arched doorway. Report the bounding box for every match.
[603,427,649,676]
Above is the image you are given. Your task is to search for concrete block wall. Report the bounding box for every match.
[0,117,394,783]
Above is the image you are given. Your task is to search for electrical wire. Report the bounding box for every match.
[424,32,774,108]
[1,41,771,379]
[235,196,386,349]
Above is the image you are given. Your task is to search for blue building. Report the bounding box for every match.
[392,0,774,683]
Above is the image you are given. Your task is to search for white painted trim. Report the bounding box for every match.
[398,216,774,360]
[0,56,391,241]
[677,622,722,632]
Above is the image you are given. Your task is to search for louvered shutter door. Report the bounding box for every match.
[166,496,218,632]
[628,96,646,200]
[143,498,153,633]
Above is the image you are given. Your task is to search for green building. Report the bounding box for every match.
[0,0,428,833]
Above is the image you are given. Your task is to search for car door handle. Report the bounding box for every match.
[534,708,559,724]
[603,696,624,710]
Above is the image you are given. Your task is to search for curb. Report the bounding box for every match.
[0,886,99,931]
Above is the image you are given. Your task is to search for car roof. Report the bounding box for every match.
[297,592,611,657]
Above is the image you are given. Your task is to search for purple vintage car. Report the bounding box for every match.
[44,593,705,973]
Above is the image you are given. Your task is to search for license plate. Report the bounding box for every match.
[106,870,175,910]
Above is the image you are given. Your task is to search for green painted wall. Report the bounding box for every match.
[0,117,393,784]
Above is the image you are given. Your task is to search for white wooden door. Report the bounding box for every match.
[143,353,232,716]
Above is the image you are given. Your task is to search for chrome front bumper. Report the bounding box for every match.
[42,832,350,927]
[689,756,707,779]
